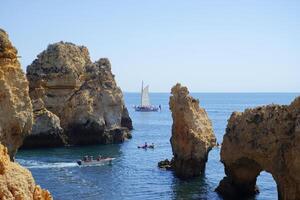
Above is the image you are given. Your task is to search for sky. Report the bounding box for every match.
[1,0,299,92]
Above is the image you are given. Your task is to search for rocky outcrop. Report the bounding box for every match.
[158,159,173,170]
[26,42,132,146]
[168,83,216,179]
[216,97,300,200]
[0,143,52,200]
[0,28,52,199]
[121,107,133,130]
[22,108,65,148]
[0,29,33,159]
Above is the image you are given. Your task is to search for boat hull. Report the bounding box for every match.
[138,145,155,149]
[134,106,159,112]
[77,158,115,166]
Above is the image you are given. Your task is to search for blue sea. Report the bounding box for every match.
[16,93,299,200]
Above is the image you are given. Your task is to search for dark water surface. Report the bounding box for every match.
[17,93,299,200]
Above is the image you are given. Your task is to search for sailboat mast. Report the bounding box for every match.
[141,81,143,106]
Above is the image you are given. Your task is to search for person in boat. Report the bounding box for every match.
[97,155,102,161]
[144,142,148,148]
[159,105,161,111]
[87,156,92,162]
[148,143,154,148]
[83,156,88,162]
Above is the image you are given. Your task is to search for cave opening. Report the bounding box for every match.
[255,171,278,200]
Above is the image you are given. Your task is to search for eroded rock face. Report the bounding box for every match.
[0,29,33,159]
[0,143,52,200]
[121,107,133,130]
[22,108,65,148]
[216,97,300,200]
[169,83,216,179]
[26,42,132,146]
[0,28,52,199]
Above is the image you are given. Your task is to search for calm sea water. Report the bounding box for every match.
[17,93,299,200]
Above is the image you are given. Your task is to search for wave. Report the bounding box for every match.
[16,159,77,169]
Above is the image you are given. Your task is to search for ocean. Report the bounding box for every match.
[16,93,299,200]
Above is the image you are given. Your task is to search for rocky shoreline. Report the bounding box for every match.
[1,27,299,200]
[0,28,133,199]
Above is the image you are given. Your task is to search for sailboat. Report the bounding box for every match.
[134,81,159,112]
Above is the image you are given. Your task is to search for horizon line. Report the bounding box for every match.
[123,91,300,94]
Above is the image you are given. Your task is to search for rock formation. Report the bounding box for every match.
[0,143,52,200]
[0,28,52,200]
[26,42,132,146]
[216,97,300,200]
[0,29,33,159]
[22,107,65,148]
[169,83,216,179]
[121,107,133,130]
[158,159,173,170]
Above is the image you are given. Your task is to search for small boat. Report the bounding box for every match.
[138,144,155,149]
[77,157,115,166]
[134,81,160,112]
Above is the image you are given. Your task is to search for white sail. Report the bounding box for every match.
[141,85,150,106]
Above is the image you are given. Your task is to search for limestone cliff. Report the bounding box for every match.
[0,29,33,159]
[0,28,52,200]
[26,42,132,146]
[0,143,52,200]
[216,97,300,200]
[169,83,216,179]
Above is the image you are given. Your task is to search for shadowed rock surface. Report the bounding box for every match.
[0,29,33,159]
[216,97,300,200]
[168,83,216,179]
[26,42,132,146]
[22,108,66,148]
[121,107,133,130]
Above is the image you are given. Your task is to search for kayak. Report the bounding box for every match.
[77,158,115,166]
[138,145,155,149]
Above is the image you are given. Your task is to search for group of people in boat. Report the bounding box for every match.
[80,142,155,164]
[82,155,104,162]
[134,104,162,112]
[138,142,155,149]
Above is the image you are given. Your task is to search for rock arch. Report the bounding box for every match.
[216,97,300,200]
[256,171,278,198]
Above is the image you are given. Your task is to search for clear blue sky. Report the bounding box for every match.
[1,0,299,92]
